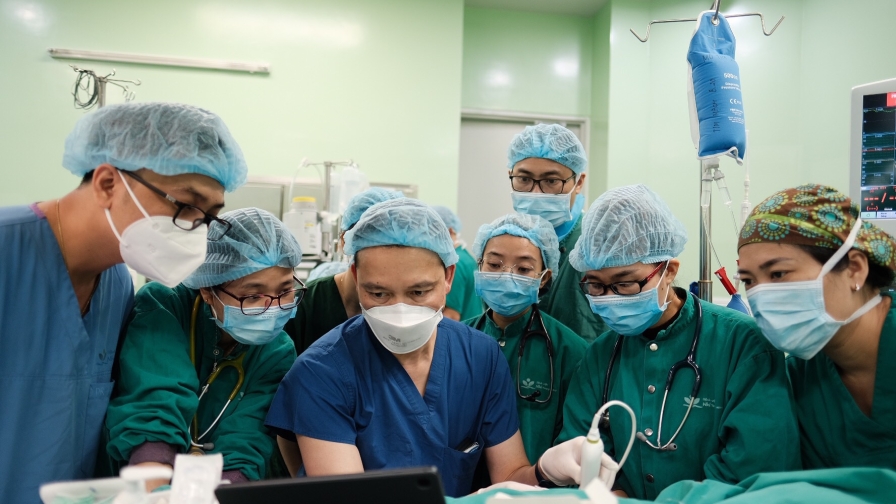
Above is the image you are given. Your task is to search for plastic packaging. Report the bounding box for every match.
[169,453,222,504]
[283,196,321,255]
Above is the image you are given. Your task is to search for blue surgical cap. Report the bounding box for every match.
[472,213,560,272]
[344,198,459,267]
[508,123,588,175]
[340,187,405,232]
[63,102,248,192]
[569,184,688,272]
[307,261,349,282]
[182,207,302,289]
[432,205,463,233]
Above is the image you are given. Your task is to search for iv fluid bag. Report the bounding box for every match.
[687,11,746,164]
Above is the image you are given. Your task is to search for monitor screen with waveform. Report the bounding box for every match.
[860,92,896,218]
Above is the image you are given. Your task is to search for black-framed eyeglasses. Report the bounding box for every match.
[579,261,667,297]
[217,276,307,315]
[509,174,576,194]
[120,170,232,241]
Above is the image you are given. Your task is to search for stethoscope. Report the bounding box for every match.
[188,296,246,454]
[516,305,555,403]
[600,292,703,451]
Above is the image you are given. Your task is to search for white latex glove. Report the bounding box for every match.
[539,436,621,488]
[538,436,584,486]
[583,478,620,504]
[595,453,620,489]
[476,481,545,494]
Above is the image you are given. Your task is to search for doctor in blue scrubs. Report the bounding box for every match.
[0,102,248,504]
[266,199,586,496]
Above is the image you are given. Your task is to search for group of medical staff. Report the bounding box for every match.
[1,101,895,504]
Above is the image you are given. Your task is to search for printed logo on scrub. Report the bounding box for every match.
[683,396,721,410]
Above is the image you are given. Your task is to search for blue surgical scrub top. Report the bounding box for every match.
[0,205,133,504]
[266,315,520,497]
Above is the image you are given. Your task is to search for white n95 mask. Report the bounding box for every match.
[105,171,208,288]
[745,218,882,359]
[362,303,443,354]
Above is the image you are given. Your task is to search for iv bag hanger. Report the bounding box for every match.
[629,0,785,43]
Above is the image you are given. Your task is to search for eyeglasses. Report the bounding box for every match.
[509,174,576,194]
[579,262,667,297]
[216,277,307,315]
[120,170,232,241]
[478,259,543,278]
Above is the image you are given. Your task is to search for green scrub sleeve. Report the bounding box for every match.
[210,334,296,480]
[702,348,801,483]
[105,301,198,463]
[554,343,616,456]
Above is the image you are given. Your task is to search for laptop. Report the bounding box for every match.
[215,466,446,504]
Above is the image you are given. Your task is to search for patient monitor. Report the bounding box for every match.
[850,77,896,237]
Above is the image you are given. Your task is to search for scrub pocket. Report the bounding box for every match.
[442,446,482,497]
[80,381,115,477]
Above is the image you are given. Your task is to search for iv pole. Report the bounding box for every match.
[629,0,784,302]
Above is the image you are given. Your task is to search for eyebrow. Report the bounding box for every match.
[737,257,795,275]
[408,280,438,290]
[512,168,566,178]
[609,268,642,281]
[172,186,225,211]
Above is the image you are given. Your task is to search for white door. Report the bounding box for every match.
[456,117,587,245]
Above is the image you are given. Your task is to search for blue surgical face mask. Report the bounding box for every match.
[511,184,578,227]
[585,268,671,336]
[211,291,297,345]
[745,219,882,360]
[474,271,542,317]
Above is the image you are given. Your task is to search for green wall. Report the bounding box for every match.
[461,7,594,117]
[0,0,464,206]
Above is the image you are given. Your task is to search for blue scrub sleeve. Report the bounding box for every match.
[265,346,357,445]
[479,342,521,448]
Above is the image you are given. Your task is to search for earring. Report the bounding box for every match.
[855,283,861,291]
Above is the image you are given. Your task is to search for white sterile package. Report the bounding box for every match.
[169,454,223,504]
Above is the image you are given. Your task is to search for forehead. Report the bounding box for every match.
[484,234,542,264]
[511,158,574,178]
[226,266,294,290]
[737,242,811,269]
[584,262,653,280]
[356,246,445,283]
[137,169,225,207]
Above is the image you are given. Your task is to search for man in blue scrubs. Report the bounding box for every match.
[267,199,588,496]
[0,102,248,504]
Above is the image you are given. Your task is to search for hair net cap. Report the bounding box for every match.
[182,207,302,289]
[63,102,248,192]
[340,187,405,232]
[570,184,688,271]
[508,123,588,175]
[344,198,459,267]
[472,213,560,272]
[432,206,463,233]
[307,261,349,282]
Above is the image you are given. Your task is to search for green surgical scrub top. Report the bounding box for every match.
[465,308,587,464]
[101,282,296,481]
[787,293,896,471]
[557,288,800,500]
[447,246,483,320]
[284,275,348,353]
[538,216,607,343]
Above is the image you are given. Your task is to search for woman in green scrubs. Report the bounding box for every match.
[737,184,896,471]
[555,184,800,500]
[101,208,304,488]
[465,213,587,465]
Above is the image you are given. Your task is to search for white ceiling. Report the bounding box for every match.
[465,0,609,17]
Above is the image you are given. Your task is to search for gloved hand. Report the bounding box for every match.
[476,481,545,494]
[538,436,584,486]
[538,436,621,488]
[595,452,620,489]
